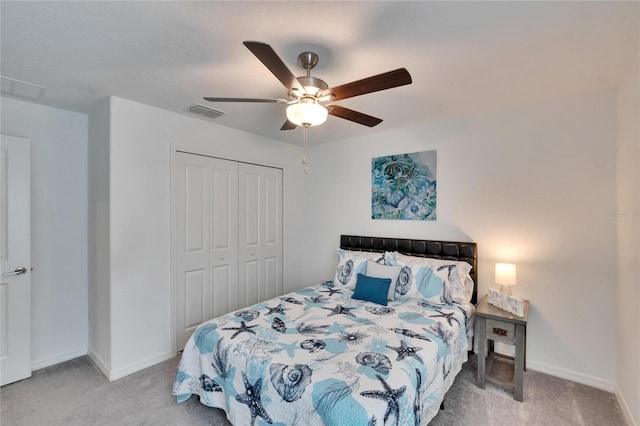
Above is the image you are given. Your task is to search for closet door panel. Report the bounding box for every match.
[211,169,233,249]
[185,269,206,329]
[243,260,260,307]
[242,172,261,247]
[264,256,279,300]
[239,164,283,303]
[264,173,280,245]
[175,152,210,350]
[262,168,282,300]
[210,158,239,317]
[212,265,231,316]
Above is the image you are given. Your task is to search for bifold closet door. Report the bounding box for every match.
[210,158,240,318]
[174,153,238,350]
[238,163,283,307]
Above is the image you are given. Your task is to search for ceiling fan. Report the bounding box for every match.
[204,41,413,130]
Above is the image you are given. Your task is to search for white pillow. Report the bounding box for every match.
[366,260,402,301]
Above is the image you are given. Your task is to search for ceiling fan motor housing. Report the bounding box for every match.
[294,76,328,97]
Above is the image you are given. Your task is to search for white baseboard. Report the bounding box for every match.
[88,348,174,381]
[32,347,88,371]
[107,350,174,381]
[527,359,616,392]
[615,385,638,426]
[87,348,111,379]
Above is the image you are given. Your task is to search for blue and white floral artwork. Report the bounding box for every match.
[372,150,437,220]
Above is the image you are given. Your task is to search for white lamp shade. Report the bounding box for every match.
[495,263,517,286]
[286,101,328,127]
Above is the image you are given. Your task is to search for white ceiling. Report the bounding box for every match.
[1,1,638,145]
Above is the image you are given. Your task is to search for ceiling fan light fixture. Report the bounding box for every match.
[303,86,321,96]
[286,99,328,127]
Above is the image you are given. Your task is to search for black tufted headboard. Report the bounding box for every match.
[340,234,478,305]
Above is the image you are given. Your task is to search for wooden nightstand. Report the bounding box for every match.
[475,294,529,401]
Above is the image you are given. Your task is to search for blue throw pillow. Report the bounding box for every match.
[352,273,392,306]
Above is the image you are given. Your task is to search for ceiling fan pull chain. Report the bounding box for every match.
[303,126,309,175]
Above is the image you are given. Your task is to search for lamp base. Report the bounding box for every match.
[500,285,512,295]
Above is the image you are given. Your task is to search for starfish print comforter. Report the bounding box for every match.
[173,281,474,425]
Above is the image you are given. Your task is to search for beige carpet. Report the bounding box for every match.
[0,354,627,425]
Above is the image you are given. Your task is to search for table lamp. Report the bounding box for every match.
[495,263,516,295]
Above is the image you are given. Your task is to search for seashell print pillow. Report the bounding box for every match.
[333,249,386,290]
[385,252,474,305]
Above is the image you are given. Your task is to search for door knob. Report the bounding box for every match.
[3,267,27,276]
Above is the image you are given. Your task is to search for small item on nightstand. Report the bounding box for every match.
[488,288,525,317]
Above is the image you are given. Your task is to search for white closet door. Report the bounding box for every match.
[174,153,281,351]
[209,158,239,316]
[175,152,211,350]
[238,163,283,307]
[175,154,239,350]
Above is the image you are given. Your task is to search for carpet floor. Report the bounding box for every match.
[0,353,627,425]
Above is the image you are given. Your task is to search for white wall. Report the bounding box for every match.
[89,96,306,379]
[304,89,618,389]
[87,97,111,371]
[1,96,88,369]
[616,57,640,425]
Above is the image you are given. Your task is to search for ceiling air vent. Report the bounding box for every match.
[1,76,47,100]
[186,104,226,121]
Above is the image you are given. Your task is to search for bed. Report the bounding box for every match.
[173,235,478,425]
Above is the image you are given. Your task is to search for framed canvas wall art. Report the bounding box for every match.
[371,150,437,220]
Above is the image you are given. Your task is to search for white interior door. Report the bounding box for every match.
[1,135,31,386]
[238,163,283,307]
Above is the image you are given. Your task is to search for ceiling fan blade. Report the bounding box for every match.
[243,41,304,92]
[327,105,383,127]
[204,97,288,103]
[280,119,297,131]
[322,68,412,101]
